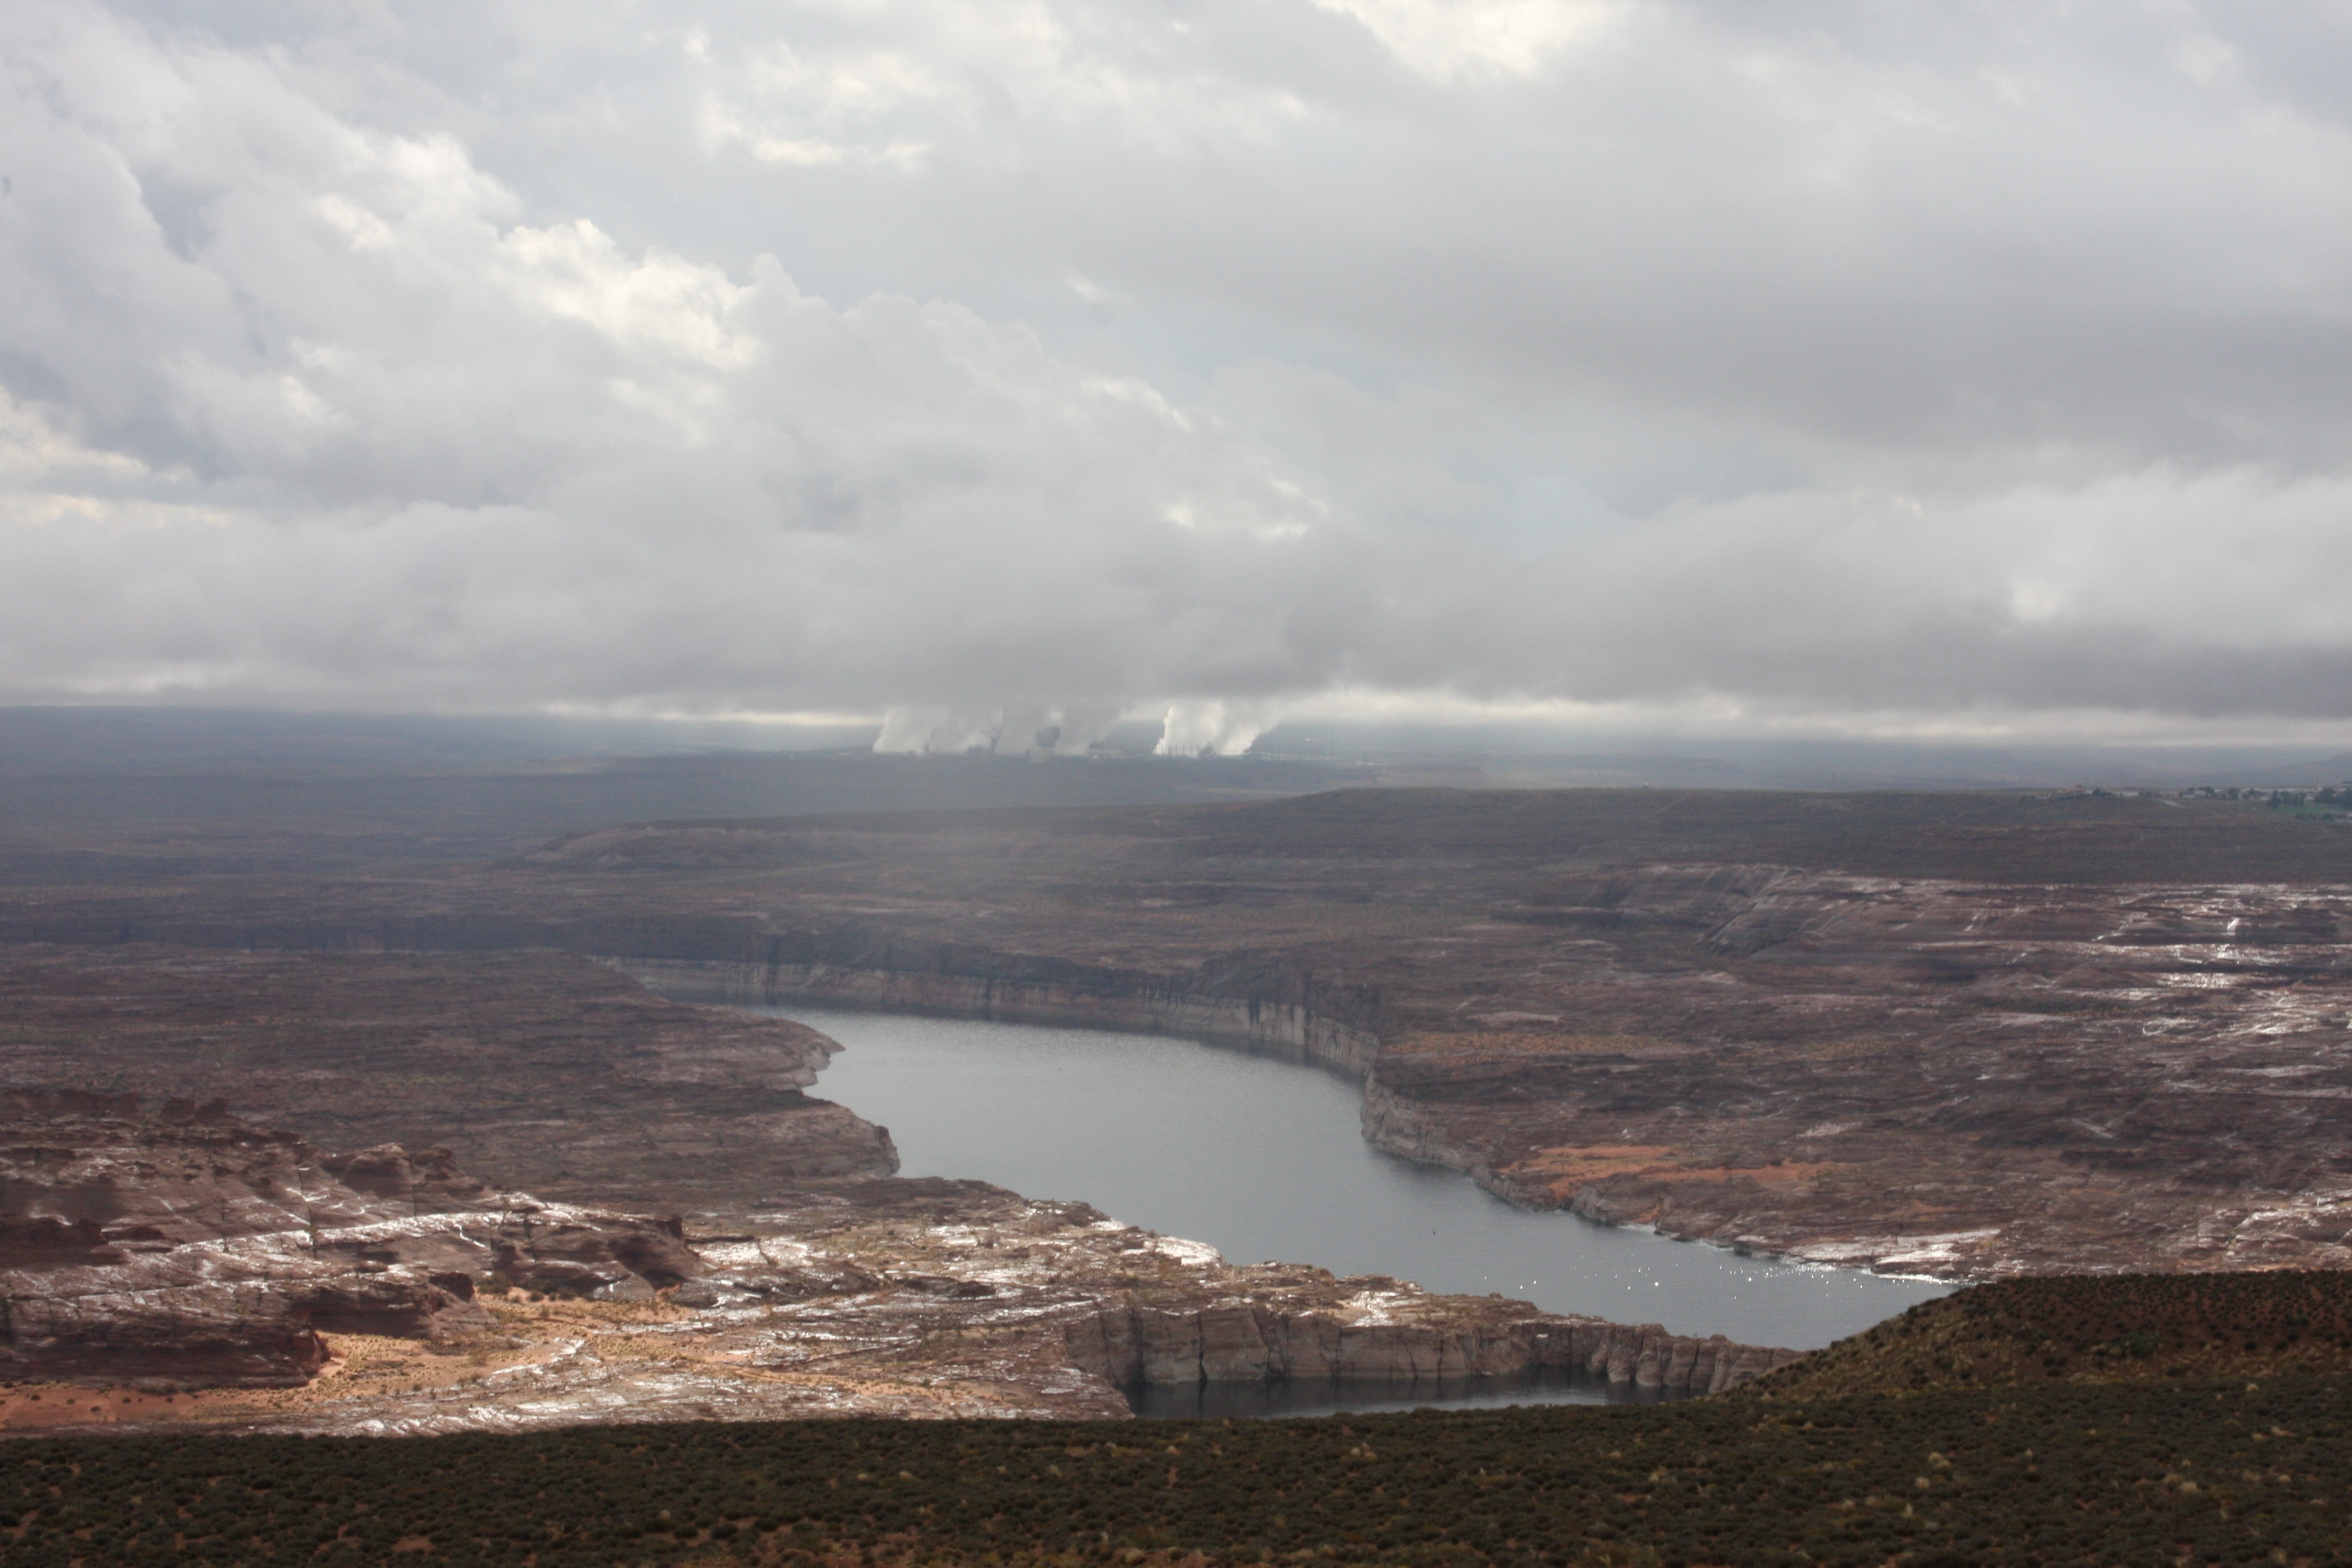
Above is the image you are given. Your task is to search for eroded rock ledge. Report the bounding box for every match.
[0,1103,1797,1435]
[0,1092,699,1389]
[1068,1297,1789,1396]
[621,953,1380,1077]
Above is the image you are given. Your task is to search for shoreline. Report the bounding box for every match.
[620,956,1976,1291]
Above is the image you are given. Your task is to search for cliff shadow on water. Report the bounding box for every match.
[1128,1366,1680,1419]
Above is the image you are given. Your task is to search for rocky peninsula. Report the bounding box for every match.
[0,950,1794,1432]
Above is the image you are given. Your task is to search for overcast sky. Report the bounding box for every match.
[6,1,2352,753]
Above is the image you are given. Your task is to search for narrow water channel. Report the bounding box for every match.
[739,1004,1949,1367]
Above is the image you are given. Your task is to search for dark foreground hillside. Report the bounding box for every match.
[5,1374,2347,1567]
[1754,1271,2352,1399]
[15,1274,2352,1566]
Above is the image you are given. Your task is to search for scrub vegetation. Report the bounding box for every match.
[1753,1270,2352,1397]
[8,1276,2352,1567]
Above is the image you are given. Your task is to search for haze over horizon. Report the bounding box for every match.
[8,2,2352,757]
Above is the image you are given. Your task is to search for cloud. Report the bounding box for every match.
[1310,0,1618,81]
[5,1,2352,746]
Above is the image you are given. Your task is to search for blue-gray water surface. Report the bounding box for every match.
[741,1006,1948,1356]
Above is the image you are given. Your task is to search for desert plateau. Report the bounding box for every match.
[7,739,2352,1446]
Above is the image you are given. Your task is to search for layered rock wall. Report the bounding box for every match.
[0,1097,707,1387]
[2,1254,479,1387]
[623,956,1382,1077]
[1356,1073,1519,1194]
[1063,1299,1796,1394]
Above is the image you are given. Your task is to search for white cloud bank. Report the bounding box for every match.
[6,1,2352,750]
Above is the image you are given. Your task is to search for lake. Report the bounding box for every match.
[735,1005,1948,1365]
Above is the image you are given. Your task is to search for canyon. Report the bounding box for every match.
[0,1087,1793,1433]
[8,775,2352,1426]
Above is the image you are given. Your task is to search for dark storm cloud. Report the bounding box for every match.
[4,1,2352,745]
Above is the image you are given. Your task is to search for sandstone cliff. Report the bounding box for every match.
[621,947,1380,1076]
[1065,1294,1795,1395]
[0,1094,702,1387]
[3,1166,1805,1434]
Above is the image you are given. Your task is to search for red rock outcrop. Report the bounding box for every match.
[0,1095,704,1387]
